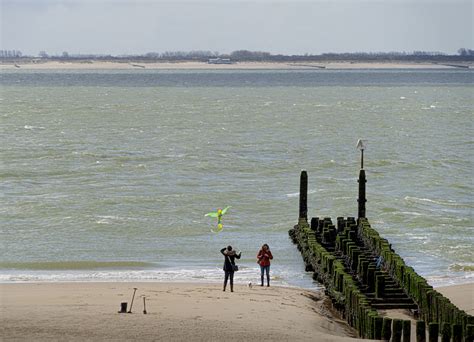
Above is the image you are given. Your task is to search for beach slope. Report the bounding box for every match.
[1,282,472,341]
[1,282,359,341]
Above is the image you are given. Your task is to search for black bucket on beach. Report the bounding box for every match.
[119,302,127,313]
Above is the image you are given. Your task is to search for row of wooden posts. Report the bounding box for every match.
[289,170,473,341]
[359,219,473,340]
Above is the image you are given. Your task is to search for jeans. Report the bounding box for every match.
[224,271,234,291]
[260,265,270,286]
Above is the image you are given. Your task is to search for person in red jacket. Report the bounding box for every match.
[257,244,273,287]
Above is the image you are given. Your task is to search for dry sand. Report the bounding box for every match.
[1,60,471,70]
[1,282,472,341]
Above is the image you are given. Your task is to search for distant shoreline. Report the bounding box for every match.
[1,60,472,70]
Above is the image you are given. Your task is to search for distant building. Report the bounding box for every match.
[208,58,232,64]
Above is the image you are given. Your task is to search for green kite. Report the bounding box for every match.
[205,206,231,233]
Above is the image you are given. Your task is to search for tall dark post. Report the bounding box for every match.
[356,139,367,219]
[358,169,367,219]
[299,170,308,221]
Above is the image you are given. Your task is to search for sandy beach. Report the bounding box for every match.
[1,282,472,341]
[1,60,472,70]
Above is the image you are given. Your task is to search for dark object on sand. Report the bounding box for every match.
[143,296,147,314]
[119,302,127,313]
[128,288,138,313]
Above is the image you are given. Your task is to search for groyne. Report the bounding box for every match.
[289,170,473,341]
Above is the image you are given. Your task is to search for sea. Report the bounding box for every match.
[1,68,472,288]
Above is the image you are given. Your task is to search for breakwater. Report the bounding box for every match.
[289,170,473,341]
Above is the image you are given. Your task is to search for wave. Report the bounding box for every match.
[0,261,152,270]
[449,263,474,272]
[399,211,425,216]
[24,125,45,130]
[94,215,147,225]
[426,273,474,287]
[286,189,320,198]
[0,266,316,289]
[404,196,470,208]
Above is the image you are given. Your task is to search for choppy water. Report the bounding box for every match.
[1,69,473,287]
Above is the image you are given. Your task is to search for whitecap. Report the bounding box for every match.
[404,196,463,207]
[0,266,302,287]
[24,125,45,130]
[449,263,474,272]
[286,189,319,198]
[399,211,424,216]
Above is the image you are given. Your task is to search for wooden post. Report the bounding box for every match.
[382,317,392,341]
[376,274,385,299]
[374,316,383,340]
[440,322,451,342]
[428,323,439,342]
[465,324,473,342]
[451,324,462,342]
[416,320,426,342]
[367,266,376,292]
[392,319,403,342]
[358,169,367,219]
[299,171,308,221]
[402,320,411,342]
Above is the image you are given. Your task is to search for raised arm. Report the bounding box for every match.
[220,248,227,256]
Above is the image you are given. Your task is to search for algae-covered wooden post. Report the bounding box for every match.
[440,322,451,342]
[374,316,384,340]
[382,317,392,341]
[392,319,403,342]
[416,321,426,342]
[467,325,474,342]
[402,320,411,342]
[376,274,385,299]
[428,322,439,342]
[451,324,462,342]
[299,170,308,222]
[356,140,367,219]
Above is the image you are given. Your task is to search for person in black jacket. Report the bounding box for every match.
[220,245,241,292]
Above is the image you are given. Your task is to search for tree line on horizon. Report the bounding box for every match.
[1,48,473,62]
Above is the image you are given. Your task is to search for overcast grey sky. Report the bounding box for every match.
[1,0,472,56]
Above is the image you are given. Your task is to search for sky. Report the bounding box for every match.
[1,0,472,56]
